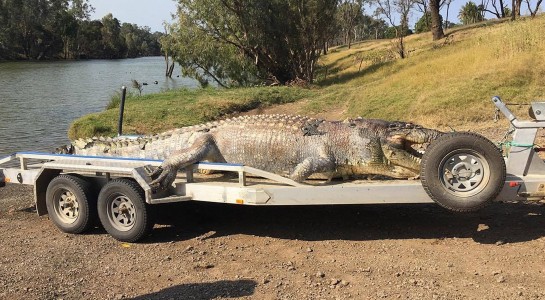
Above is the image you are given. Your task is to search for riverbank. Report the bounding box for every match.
[68,86,313,139]
[68,16,545,140]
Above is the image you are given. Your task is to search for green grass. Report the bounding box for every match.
[70,15,545,139]
[68,86,314,139]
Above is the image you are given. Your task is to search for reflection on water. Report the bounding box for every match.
[0,57,197,157]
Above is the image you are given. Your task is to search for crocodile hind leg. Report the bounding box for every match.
[290,156,336,182]
[150,134,221,189]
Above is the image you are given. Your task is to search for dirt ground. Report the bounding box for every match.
[2,181,545,300]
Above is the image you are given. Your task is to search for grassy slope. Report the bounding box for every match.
[68,87,314,139]
[69,16,545,139]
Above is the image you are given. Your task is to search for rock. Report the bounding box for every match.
[316,271,325,278]
[306,247,313,253]
[495,240,506,246]
[194,263,214,269]
[362,267,371,273]
[288,266,296,271]
[496,276,505,283]
[262,278,270,284]
[340,280,349,287]
[330,278,340,285]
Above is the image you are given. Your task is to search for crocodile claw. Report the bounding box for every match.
[149,166,177,190]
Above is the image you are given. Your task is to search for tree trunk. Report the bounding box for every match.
[511,0,522,19]
[398,36,405,59]
[167,62,175,77]
[445,2,450,29]
[323,41,327,55]
[430,0,444,40]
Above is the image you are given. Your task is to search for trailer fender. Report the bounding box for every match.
[34,169,61,216]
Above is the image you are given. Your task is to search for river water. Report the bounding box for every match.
[0,57,197,157]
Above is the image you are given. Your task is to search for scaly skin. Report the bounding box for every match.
[59,115,442,189]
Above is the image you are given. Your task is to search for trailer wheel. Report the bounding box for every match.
[46,174,96,234]
[421,132,506,212]
[97,178,153,242]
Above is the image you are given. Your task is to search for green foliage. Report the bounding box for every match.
[415,12,443,33]
[458,2,485,25]
[0,0,162,60]
[355,15,389,40]
[164,0,337,86]
[336,0,364,48]
[384,26,413,39]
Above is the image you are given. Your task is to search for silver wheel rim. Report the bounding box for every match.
[107,194,137,231]
[53,189,79,224]
[439,149,490,197]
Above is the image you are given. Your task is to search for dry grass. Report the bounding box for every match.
[306,16,545,128]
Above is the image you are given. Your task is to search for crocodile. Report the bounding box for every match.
[58,115,442,189]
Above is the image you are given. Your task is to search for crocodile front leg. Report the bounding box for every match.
[150,134,218,189]
[290,156,336,182]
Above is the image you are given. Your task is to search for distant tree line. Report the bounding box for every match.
[0,0,163,60]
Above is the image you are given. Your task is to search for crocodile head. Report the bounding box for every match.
[346,118,443,178]
[384,123,443,152]
[380,123,443,175]
[346,117,443,155]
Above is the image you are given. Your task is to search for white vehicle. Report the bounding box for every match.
[1,97,543,242]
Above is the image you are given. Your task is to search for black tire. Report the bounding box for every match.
[46,174,96,234]
[97,178,154,242]
[421,132,506,212]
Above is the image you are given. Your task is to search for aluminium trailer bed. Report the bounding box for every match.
[1,96,545,242]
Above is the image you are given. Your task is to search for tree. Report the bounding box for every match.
[443,0,452,29]
[385,26,412,38]
[165,0,337,86]
[415,11,443,35]
[373,0,416,58]
[337,0,364,49]
[415,0,430,32]
[429,0,444,40]
[481,0,508,18]
[76,20,102,58]
[101,13,125,58]
[458,2,484,25]
[525,0,543,17]
[511,0,522,19]
[359,15,389,39]
[0,1,161,60]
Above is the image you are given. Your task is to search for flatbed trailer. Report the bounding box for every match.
[2,97,545,242]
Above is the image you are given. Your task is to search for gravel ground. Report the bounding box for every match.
[2,182,545,299]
